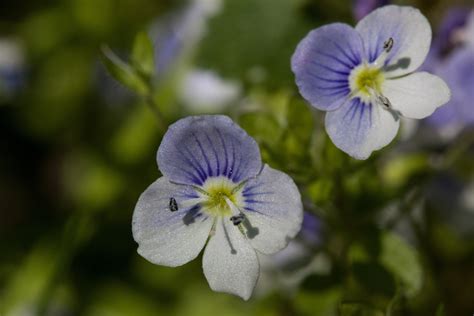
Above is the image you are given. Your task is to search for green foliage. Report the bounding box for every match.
[379,233,423,297]
[197,0,312,88]
[2,0,474,315]
[131,32,155,80]
[101,45,149,95]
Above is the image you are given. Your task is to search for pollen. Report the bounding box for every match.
[199,177,243,217]
[349,64,385,98]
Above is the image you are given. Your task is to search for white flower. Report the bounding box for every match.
[292,5,451,159]
[179,69,241,112]
[132,115,303,300]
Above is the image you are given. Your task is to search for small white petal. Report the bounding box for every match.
[382,72,451,119]
[132,177,213,267]
[241,165,303,255]
[356,5,431,77]
[202,218,259,300]
[325,98,400,159]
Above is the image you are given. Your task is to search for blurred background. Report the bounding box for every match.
[1,0,473,315]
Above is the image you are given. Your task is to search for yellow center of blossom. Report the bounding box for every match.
[349,64,385,101]
[199,176,243,217]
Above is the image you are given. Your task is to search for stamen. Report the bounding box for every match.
[372,37,394,68]
[368,87,392,110]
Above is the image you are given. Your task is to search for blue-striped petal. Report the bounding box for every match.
[241,164,303,255]
[291,23,364,111]
[325,97,400,159]
[158,115,262,186]
[356,5,431,77]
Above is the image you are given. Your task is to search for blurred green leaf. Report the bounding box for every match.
[351,261,396,297]
[197,0,311,87]
[286,98,313,145]
[131,32,155,79]
[381,153,429,190]
[101,45,149,95]
[295,287,341,316]
[338,302,384,316]
[238,112,282,146]
[379,232,423,297]
[435,303,445,316]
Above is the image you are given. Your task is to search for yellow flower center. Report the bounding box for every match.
[349,64,385,101]
[199,177,243,217]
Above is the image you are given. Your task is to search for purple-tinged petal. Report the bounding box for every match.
[202,218,259,300]
[353,0,389,21]
[427,47,474,128]
[132,177,213,267]
[242,164,303,255]
[325,97,400,159]
[158,115,262,186]
[356,5,431,77]
[291,23,364,111]
[432,7,471,56]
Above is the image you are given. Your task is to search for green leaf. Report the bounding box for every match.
[101,45,149,95]
[339,302,384,316]
[131,31,155,79]
[238,112,282,146]
[379,232,423,297]
[435,303,445,316]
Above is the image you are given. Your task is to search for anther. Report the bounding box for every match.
[383,37,394,53]
[377,94,392,109]
[169,197,178,212]
[230,214,245,226]
[372,37,395,68]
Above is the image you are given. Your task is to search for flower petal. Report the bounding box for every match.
[382,72,451,119]
[202,218,259,300]
[427,47,474,127]
[291,23,365,111]
[356,5,431,77]
[132,177,213,267]
[241,164,303,255]
[325,98,400,159]
[158,115,262,186]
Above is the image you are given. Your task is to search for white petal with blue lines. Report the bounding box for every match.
[132,177,213,267]
[242,165,303,255]
[325,98,400,159]
[158,115,262,186]
[202,218,259,300]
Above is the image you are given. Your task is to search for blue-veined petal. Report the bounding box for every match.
[132,177,213,267]
[356,5,431,77]
[158,115,262,186]
[291,23,364,111]
[325,97,400,159]
[241,164,303,255]
[382,72,450,119]
[202,218,259,300]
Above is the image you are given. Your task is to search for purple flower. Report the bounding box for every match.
[291,5,451,159]
[353,0,389,21]
[132,115,303,300]
[424,9,474,134]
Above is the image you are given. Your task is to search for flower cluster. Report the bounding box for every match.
[132,5,453,301]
